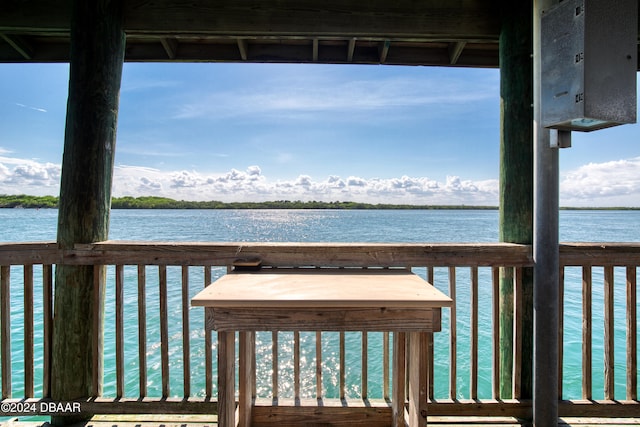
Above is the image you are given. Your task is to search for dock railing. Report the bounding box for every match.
[0,241,638,420]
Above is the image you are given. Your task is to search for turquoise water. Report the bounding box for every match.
[1,208,639,404]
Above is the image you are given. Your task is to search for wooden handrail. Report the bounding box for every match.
[0,241,533,266]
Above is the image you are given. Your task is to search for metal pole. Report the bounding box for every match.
[533,0,559,425]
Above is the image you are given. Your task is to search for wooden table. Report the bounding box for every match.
[192,268,452,427]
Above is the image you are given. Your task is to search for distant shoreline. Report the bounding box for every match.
[1,194,638,210]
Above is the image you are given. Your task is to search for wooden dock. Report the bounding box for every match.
[3,415,640,427]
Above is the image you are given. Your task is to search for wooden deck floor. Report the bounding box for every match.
[3,415,640,427]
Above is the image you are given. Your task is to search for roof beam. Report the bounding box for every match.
[0,0,501,40]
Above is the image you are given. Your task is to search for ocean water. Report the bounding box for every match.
[1,208,639,404]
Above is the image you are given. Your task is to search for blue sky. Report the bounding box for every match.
[1,62,639,206]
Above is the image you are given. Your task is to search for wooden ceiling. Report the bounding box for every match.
[0,1,638,68]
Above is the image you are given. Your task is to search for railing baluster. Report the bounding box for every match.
[294,331,300,401]
[316,331,322,399]
[627,266,637,400]
[115,264,124,398]
[427,266,435,400]
[492,266,500,399]
[1,265,10,399]
[43,264,53,398]
[137,265,147,397]
[24,265,34,397]
[383,332,390,400]
[449,266,457,400]
[92,265,105,397]
[204,266,213,397]
[159,265,169,398]
[558,265,564,400]
[470,266,478,400]
[604,265,615,400]
[340,331,345,400]
[182,266,190,397]
[513,267,523,399]
[362,331,368,399]
[251,331,256,400]
[582,265,592,399]
[272,331,278,399]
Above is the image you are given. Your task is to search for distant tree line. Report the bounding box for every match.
[4,194,635,210]
[0,194,501,210]
[0,194,59,208]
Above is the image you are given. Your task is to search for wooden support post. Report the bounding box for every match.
[533,0,559,425]
[51,0,124,425]
[498,0,534,401]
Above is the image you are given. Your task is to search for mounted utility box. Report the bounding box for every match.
[541,0,637,131]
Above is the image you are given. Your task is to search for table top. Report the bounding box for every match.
[191,268,452,309]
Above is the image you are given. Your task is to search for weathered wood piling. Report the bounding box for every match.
[498,0,534,400]
[51,1,125,424]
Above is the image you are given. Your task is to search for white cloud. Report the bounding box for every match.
[170,171,200,188]
[121,79,180,93]
[111,166,499,205]
[247,165,261,177]
[15,103,47,113]
[0,154,60,194]
[0,162,9,179]
[560,157,640,206]
[347,176,367,187]
[172,72,497,121]
[3,152,640,207]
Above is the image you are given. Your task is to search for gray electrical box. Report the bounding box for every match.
[541,0,637,131]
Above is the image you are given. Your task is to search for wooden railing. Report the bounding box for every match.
[0,241,639,420]
[559,243,640,416]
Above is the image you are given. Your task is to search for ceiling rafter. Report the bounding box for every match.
[347,38,356,62]
[448,41,467,65]
[312,38,318,61]
[0,33,33,60]
[237,38,248,60]
[160,38,178,59]
[379,40,390,63]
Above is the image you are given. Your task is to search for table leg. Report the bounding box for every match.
[408,332,428,426]
[392,332,406,427]
[239,331,254,427]
[218,331,236,427]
